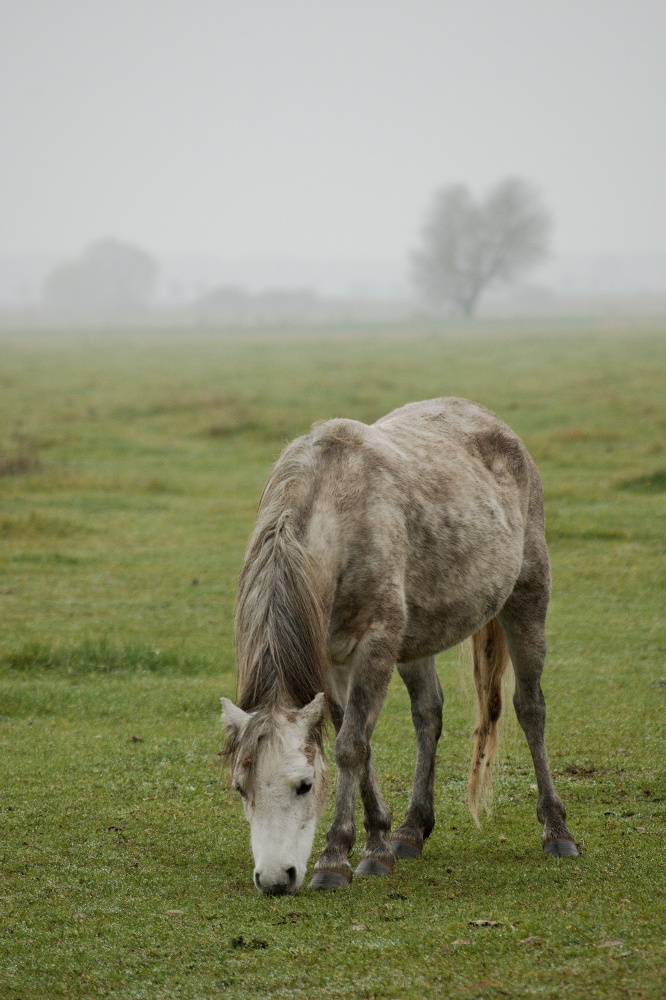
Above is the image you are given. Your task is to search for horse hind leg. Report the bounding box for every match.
[499,583,579,857]
[391,656,443,860]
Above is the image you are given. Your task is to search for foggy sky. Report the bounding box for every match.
[2,1,665,264]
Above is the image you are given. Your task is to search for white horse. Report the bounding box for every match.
[222,398,579,895]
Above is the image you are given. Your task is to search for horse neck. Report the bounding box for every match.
[235,505,329,714]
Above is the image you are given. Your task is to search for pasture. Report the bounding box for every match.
[0,323,664,998]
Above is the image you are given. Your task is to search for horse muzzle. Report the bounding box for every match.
[254,865,299,895]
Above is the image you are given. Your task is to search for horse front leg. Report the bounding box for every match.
[309,629,398,889]
[308,765,360,889]
[319,694,394,881]
[308,698,358,890]
[391,656,443,859]
[355,750,394,876]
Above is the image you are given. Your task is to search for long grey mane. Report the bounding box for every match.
[234,441,329,714]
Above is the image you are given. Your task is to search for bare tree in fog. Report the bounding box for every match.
[412,178,551,317]
[43,238,158,319]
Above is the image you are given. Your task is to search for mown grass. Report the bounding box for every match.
[0,322,665,998]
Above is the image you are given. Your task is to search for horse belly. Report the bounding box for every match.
[398,583,514,661]
[398,498,525,661]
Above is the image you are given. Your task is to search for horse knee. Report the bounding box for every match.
[412,688,443,736]
[399,666,443,736]
[411,708,442,745]
[334,731,368,772]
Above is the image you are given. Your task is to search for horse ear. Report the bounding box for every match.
[296,692,326,735]
[221,697,251,739]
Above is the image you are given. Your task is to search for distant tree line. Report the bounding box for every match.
[39,177,550,322]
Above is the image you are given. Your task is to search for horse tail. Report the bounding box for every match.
[467,616,511,825]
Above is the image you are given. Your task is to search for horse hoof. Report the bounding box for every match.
[355,858,392,876]
[544,838,580,858]
[391,838,422,860]
[308,870,351,890]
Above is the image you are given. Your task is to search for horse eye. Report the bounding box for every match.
[296,780,312,796]
[233,781,245,797]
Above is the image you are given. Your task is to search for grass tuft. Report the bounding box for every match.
[2,639,214,676]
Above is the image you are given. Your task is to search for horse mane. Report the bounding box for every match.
[234,442,330,715]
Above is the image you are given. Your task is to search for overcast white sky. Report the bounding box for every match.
[2,1,665,266]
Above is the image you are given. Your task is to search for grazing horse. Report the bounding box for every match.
[222,398,579,895]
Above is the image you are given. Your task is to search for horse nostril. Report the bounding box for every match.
[286,866,297,888]
[254,871,263,891]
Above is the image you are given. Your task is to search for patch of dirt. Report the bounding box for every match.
[231,935,268,950]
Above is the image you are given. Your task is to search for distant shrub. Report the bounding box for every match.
[617,469,666,494]
[0,436,41,476]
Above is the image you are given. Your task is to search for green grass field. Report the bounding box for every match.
[1,323,665,999]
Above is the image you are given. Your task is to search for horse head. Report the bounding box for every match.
[221,693,328,894]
